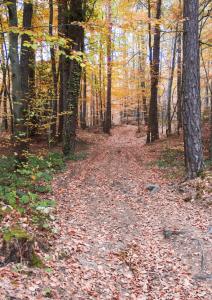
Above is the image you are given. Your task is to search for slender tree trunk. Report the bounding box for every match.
[146,0,153,142]
[167,30,178,136]
[0,18,13,131]
[91,72,96,126]
[201,48,212,162]
[177,31,182,135]
[147,0,162,143]
[182,0,204,179]
[49,0,57,142]
[210,85,212,160]
[58,0,67,140]
[80,70,87,129]
[148,0,153,66]
[95,75,99,126]
[104,0,112,134]
[140,40,148,127]
[99,39,104,126]
[0,43,8,130]
[205,83,209,110]
[177,0,182,135]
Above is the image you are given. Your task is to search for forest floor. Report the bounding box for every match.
[0,125,211,299]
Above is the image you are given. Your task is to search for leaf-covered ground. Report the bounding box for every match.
[0,125,211,299]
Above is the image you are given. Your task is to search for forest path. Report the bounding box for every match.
[50,125,211,299]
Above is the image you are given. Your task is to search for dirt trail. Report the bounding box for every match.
[51,126,211,299]
[1,126,211,299]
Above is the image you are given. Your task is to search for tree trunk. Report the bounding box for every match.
[62,0,84,155]
[139,35,148,127]
[177,30,182,135]
[146,0,153,142]
[210,86,212,160]
[147,0,162,143]
[167,30,178,136]
[0,18,13,132]
[148,0,153,66]
[104,0,112,134]
[95,75,99,126]
[20,0,33,112]
[80,70,87,129]
[0,43,8,130]
[21,1,36,138]
[49,0,58,143]
[58,0,68,140]
[7,0,28,161]
[99,39,104,127]
[182,0,204,179]
[177,0,182,135]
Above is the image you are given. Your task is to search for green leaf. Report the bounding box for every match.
[20,194,30,204]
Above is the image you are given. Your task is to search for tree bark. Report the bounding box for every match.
[147,0,162,143]
[20,1,36,138]
[62,0,84,155]
[80,70,87,129]
[104,0,112,134]
[139,35,148,127]
[167,30,178,136]
[58,0,67,140]
[210,87,212,160]
[182,0,204,179]
[6,0,28,160]
[0,43,8,130]
[177,30,182,135]
[49,0,58,142]
[99,38,104,127]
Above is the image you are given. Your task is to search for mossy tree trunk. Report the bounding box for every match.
[60,0,85,155]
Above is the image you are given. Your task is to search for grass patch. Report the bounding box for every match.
[157,148,184,168]
[65,151,87,162]
[205,159,212,169]
[156,147,185,179]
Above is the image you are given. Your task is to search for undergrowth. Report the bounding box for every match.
[156,147,212,180]
[0,151,86,245]
[156,147,185,179]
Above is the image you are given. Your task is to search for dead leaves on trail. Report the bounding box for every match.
[0,126,211,299]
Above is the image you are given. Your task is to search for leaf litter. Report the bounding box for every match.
[0,125,211,299]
